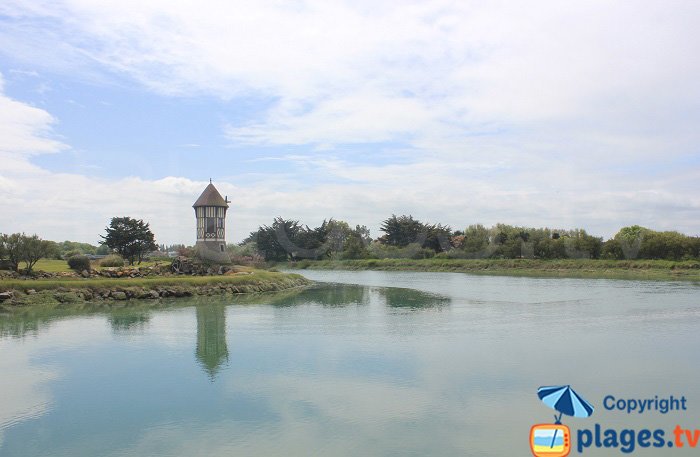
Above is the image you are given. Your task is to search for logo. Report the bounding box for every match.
[530,385,595,457]
[531,424,571,457]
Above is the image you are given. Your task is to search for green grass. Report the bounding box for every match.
[30,258,163,273]
[0,270,310,292]
[33,259,74,272]
[284,258,700,281]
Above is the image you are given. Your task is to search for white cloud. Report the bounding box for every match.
[0,2,699,241]
[2,0,699,149]
[0,74,65,158]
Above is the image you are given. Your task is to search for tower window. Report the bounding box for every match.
[220,244,225,252]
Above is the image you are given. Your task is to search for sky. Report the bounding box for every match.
[0,0,699,245]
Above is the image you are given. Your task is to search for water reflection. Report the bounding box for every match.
[108,310,151,333]
[0,273,698,457]
[266,284,370,307]
[0,308,59,339]
[195,304,229,379]
[377,287,450,309]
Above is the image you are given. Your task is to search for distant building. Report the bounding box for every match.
[193,181,231,263]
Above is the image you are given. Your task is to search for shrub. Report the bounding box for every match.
[63,249,83,259]
[67,255,91,272]
[410,247,436,259]
[100,254,125,267]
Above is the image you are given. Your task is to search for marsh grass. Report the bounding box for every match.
[284,258,700,280]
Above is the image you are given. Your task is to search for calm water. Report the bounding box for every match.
[1,271,699,456]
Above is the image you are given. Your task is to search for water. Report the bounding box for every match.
[1,271,699,456]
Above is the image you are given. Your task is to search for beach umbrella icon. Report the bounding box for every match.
[537,385,594,450]
[538,385,594,422]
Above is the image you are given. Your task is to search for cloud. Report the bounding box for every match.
[3,0,700,149]
[0,3,699,241]
[0,74,65,158]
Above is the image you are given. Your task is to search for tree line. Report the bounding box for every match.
[3,215,698,274]
[0,217,158,274]
[243,215,700,262]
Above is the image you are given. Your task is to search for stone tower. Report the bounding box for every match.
[193,181,231,263]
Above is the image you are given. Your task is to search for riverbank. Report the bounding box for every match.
[0,270,312,309]
[283,258,700,281]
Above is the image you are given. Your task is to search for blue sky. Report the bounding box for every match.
[0,0,699,244]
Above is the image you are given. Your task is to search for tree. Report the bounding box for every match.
[21,235,56,274]
[0,233,55,274]
[613,225,647,259]
[253,218,303,261]
[342,225,372,259]
[379,215,426,247]
[56,240,97,258]
[460,224,492,257]
[101,217,158,265]
[2,233,23,272]
[325,220,352,257]
[422,223,453,252]
[95,243,111,255]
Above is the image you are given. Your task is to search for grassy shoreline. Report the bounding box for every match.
[282,258,700,281]
[0,270,312,309]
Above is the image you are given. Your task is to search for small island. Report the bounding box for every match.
[0,182,310,309]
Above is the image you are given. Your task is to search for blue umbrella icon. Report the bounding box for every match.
[537,385,594,448]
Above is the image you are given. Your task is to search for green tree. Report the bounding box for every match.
[613,225,647,259]
[253,218,303,261]
[21,235,56,274]
[0,234,6,262]
[422,223,453,252]
[0,233,55,274]
[56,240,97,258]
[95,243,111,255]
[2,233,23,272]
[342,225,371,259]
[228,241,259,258]
[461,224,492,257]
[563,229,603,259]
[379,215,426,248]
[101,217,158,265]
[535,236,567,259]
[325,220,352,258]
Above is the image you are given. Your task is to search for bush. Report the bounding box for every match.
[100,254,125,267]
[410,247,436,259]
[67,255,91,272]
[63,249,83,259]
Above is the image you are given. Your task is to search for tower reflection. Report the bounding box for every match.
[195,303,229,380]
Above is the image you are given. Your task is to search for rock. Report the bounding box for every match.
[136,289,150,299]
[0,291,14,301]
[81,270,90,278]
[111,291,128,300]
[26,289,37,295]
[148,290,160,299]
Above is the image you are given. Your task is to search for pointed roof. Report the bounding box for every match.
[193,183,229,208]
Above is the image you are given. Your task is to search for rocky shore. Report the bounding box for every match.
[0,270,311,309]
